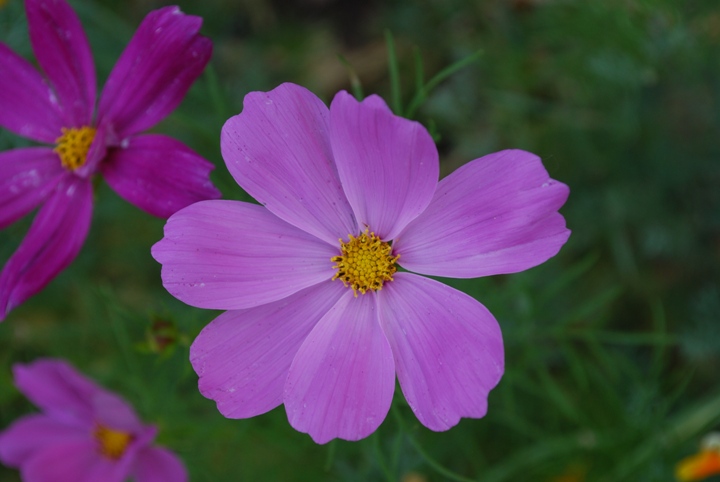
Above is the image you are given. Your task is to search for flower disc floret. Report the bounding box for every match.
[94,424,133,460]
[331,229,399,296]
[54,126,96,171]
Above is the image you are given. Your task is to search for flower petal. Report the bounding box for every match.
[0,414,87,467]
[284,290,395,444]
[0,176,92,321]
[100,134,220,218]
[0,147,65,229]
[190,281,345,419]
[394,150,570,278]
[12,359,102,425]
[377,273,504,431]
[329,91,439,240]
[152,200,337,310]
[96,6,211,138]
[25,0,96,126]
[133,446,188,482]
[92,391,144,433]
[221,83,356,245]
[0,43,63,142]
[21,440,129,482]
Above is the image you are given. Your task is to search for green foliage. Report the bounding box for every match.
[1,0,719,481]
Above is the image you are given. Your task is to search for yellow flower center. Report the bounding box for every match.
[94,424,133,460]
[54,126,96,171]
[331,228,399,296]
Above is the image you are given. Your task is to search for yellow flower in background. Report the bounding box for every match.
[549,464,586,482]
[676,433,720,481]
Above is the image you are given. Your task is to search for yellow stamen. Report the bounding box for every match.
[54,126,96,171]
[331,228,399,296]
[94,424,133,460]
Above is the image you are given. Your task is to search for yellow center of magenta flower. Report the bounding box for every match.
[94,425,133,460]
[54,126,96,171]
[331,228,399,296]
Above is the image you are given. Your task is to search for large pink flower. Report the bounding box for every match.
[0,359,187,482]
[0,0,220,320]
[152,83,571,443]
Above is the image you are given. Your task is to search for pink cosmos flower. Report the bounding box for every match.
[0,0,220,320]
[0,358,187,482]
[152,83,571,444]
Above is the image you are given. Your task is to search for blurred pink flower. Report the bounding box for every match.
[0,358,187,482]
[153,83,571,443]
[0,0,220,320]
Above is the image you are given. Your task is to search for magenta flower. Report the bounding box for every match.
[0,358,187,482]
[152,83,571,443]
[0,0,220,320]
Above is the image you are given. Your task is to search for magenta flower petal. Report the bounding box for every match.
[100,134,220,218]
[132,446,188,482]
[0,147,65,229]
[92,391,144,433]
[152,200,337,310]
[25,0,96,127]
[395,150,570,278]
[96,6,211,138]
[329,91,439,240]
[12,359,102,425]
[377,273,504,431]
[0,176,92,320]
[0,43,63,142]
[22,440,129,482]
[191,281,345,419]
[221,83,357,245]
[284,291,395,444]
[0,414,86,467]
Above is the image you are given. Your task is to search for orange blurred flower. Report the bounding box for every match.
[676,433,720,481]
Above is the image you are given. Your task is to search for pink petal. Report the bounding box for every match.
[25,0,96,127]
[152,200,337,310]
[133,446,187,482]
[12,359,102,425]
[0,414,87,467]
[284,290,395,444]
[92,391,144,434]
[0,43,63,142]
[100,134,220,218]
[96,6,211,138]
[190,281,345,419]
[21,440,129,482]
[221,83,356,245]
[0,147,65,229]
[394,150,571,278]
[329,91,439,240]
[377,273,504,431]
[0,175,92,320]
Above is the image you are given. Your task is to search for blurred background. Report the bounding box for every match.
[1,0,719,480]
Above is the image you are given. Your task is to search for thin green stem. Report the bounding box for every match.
[405,49,483,118]
[337,54,364,100]
[392,404,477,482]
[323,439,337,472]
[205,63,228,121]
[384,29,402,114]
[372,431,396,482]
